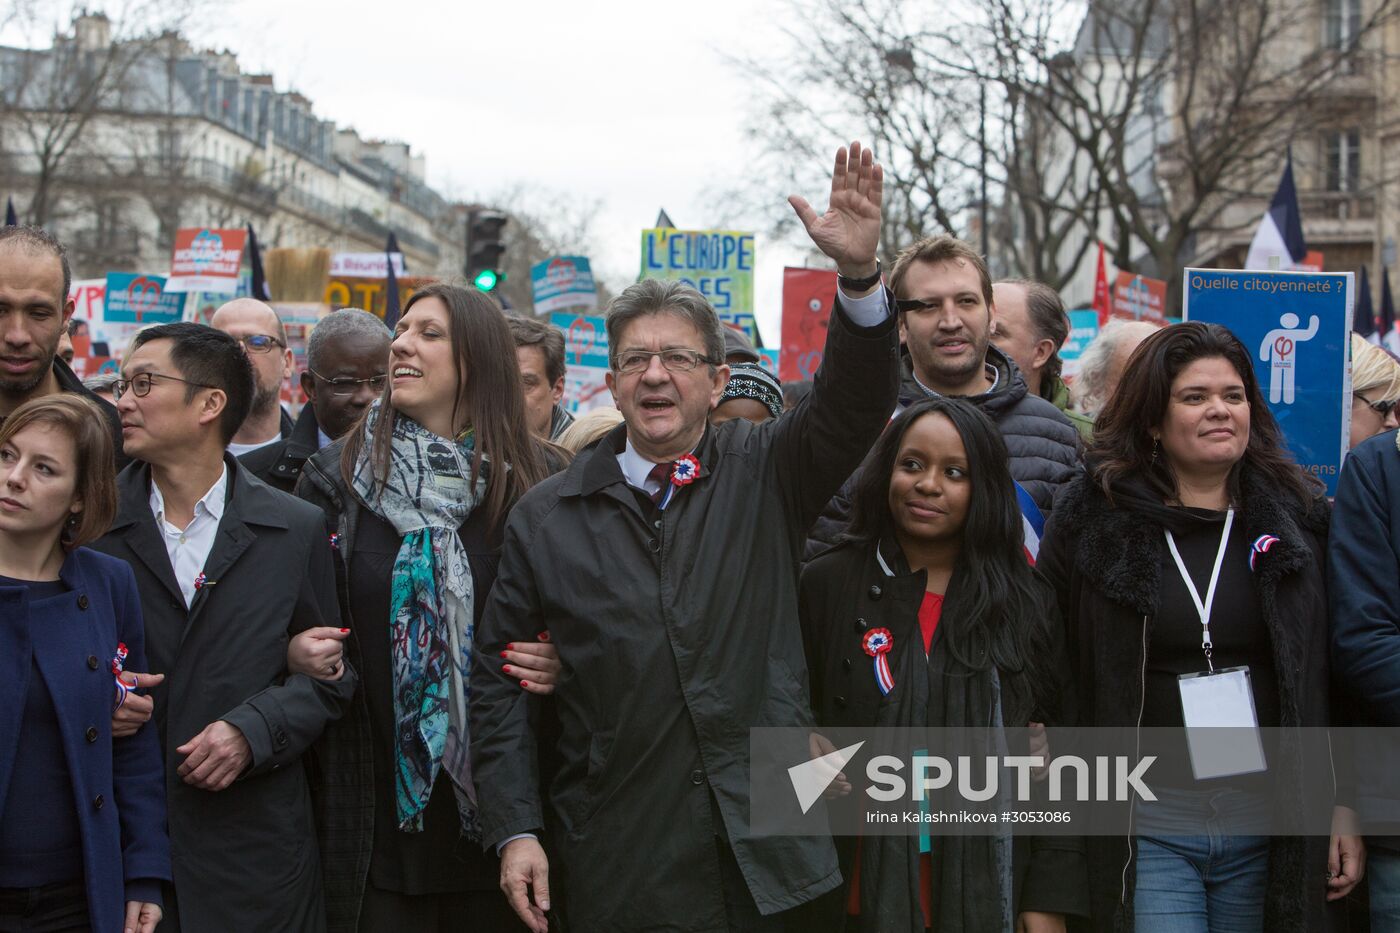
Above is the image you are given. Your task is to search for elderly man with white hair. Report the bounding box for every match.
[1070,318,1164,423]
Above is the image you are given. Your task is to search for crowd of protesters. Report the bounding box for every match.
[0,139,1398,933]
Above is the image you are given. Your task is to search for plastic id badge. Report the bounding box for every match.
[1177,666,1268,780]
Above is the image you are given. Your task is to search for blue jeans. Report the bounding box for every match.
[1132,788,1270,933]
[1372,845,1400,933]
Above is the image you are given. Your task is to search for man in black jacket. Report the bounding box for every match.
[211,298,294,457]
[239,308,389,492]
[471,142,900,933]
[806,236,1080,556]
[0,225,127,468]
[94,322,354,931]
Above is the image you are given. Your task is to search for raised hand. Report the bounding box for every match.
[788,141,884,280]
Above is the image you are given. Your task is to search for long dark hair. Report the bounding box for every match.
[1090,321,1318,510]
[847,396,1058,719]
[342,283,554,532]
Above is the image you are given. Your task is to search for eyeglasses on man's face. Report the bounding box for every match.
[613,348,717,375]
[112,371,216,401]
[309,369,387,398]
[238,334,285,353]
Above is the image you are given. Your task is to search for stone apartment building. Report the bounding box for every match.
[1021,0,1394,308]
[0,12,467,281]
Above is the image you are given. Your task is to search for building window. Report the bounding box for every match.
[1325,0,1362,48]
[1325,130,1361,192]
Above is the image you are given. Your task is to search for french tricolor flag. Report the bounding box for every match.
[1245,152,1308,272]
[1015,482,1045,564]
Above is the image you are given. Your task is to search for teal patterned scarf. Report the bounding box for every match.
[352,401,484,838]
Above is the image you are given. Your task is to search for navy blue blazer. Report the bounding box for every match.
[0,547,171,933]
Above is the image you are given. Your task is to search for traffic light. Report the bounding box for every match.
[466,208,507,292]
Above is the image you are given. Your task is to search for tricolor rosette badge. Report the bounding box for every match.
[657,454,702,510]
[1249,534,1279,571]
[862,627,895,696]
[671,454,700,487]
[112,641,131,711]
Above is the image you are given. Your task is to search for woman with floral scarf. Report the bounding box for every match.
[296,284,564,932]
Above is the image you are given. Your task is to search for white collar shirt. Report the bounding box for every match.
[148,464,228,608]
[616,439,669,497]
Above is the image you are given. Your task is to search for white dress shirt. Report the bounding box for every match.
[837,285,892,327]
[149,464,228,607]
[616,438,672,495]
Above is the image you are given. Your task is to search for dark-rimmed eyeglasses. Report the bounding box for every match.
[308,369,387,398]
[238,334,285,353]
[1356,394,1398,417]
[113,372,216,400]
[614,348,717,375]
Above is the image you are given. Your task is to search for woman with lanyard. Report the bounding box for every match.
[1038,322,1361,932]
[0,395,168,933]
[798,396,1086,932]
[295,283,564,933]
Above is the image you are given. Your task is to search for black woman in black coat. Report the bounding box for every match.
[798,396,1087,933]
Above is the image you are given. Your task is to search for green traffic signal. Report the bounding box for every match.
[474,269,499,292]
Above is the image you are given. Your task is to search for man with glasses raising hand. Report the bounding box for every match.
[210,298,295,460]
[240,308,391,492]
[472,141,900,932]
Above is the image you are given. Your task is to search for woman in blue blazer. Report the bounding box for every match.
[0,395,169,932]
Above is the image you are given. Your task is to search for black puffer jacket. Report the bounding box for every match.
[804,344,1082,557]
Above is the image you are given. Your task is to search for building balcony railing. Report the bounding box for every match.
[1299,190,1376,223]
[347,208,441,260]
[6,152,447,259]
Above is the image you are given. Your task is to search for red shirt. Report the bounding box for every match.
[919,590,944,654]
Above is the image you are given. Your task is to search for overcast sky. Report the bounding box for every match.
[187,0,841,341]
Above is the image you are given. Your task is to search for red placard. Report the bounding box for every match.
[166,227,247,292]
[1111,271,1168,323]
[780,267,838,382]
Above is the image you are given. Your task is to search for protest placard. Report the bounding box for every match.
[165,227,246,293]
[533,256,599,315]
[104,273,186,326]
[779,267,837,382]
[1060,309,1100,380]
[1182,268,1352,495]
[325,276,433,318]
[640,228,756,339]
[329,252,406,278]
[550,311,613,414]
[1111,272,1168,323]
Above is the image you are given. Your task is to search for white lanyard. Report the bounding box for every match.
[1163,509,1235,673]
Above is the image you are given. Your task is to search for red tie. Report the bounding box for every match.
[648,462,672,506]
